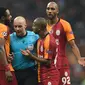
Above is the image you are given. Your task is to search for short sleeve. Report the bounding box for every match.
[61,19,75,41]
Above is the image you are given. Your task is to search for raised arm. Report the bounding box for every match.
[21,49,51,65]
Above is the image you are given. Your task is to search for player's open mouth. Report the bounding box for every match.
[48,14,53,17]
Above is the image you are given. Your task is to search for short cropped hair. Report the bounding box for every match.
[0,7,7,19]
[35,17,47,30]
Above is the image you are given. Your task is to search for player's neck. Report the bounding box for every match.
[40,31,49,39]
[48,17,59,26]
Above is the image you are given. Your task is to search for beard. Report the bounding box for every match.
[47,13,57,20]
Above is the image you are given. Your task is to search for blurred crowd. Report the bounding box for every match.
[0,0,85,85]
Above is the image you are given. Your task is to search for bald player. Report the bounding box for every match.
[46,1,85,85]
[9,16,39,85]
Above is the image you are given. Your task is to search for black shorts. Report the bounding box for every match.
[15,66,38,85]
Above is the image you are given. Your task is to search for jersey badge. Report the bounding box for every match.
[2,32,7,36]
[27,44,34,50]
[48,81,52,85]
[56,30,60,36]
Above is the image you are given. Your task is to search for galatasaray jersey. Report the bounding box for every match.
[37,33,59,82]
[0,23,13,71]
[47,19,75,69]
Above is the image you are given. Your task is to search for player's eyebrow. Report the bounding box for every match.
[46,7,55,10]
[14,25,22,28]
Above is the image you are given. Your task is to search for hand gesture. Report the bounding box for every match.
[5,70,13,82]
[78,57,85,66]
[21,49,31,56]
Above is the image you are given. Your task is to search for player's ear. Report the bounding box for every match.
[56,7,59,14]
[57,9,59,14]
[25,23,27,29]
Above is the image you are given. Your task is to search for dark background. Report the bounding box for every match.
[0,0,85,85]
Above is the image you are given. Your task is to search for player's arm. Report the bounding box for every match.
[69,40,85,66]
[32,38,50,64]
[63,21,81,60]
[7,46,14,63]
[0,28,13,82]
[0,38,9,66]
[28,51,50,64]
[69,40,81,60]
[64,21,85,66]
[21,49,51,65]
